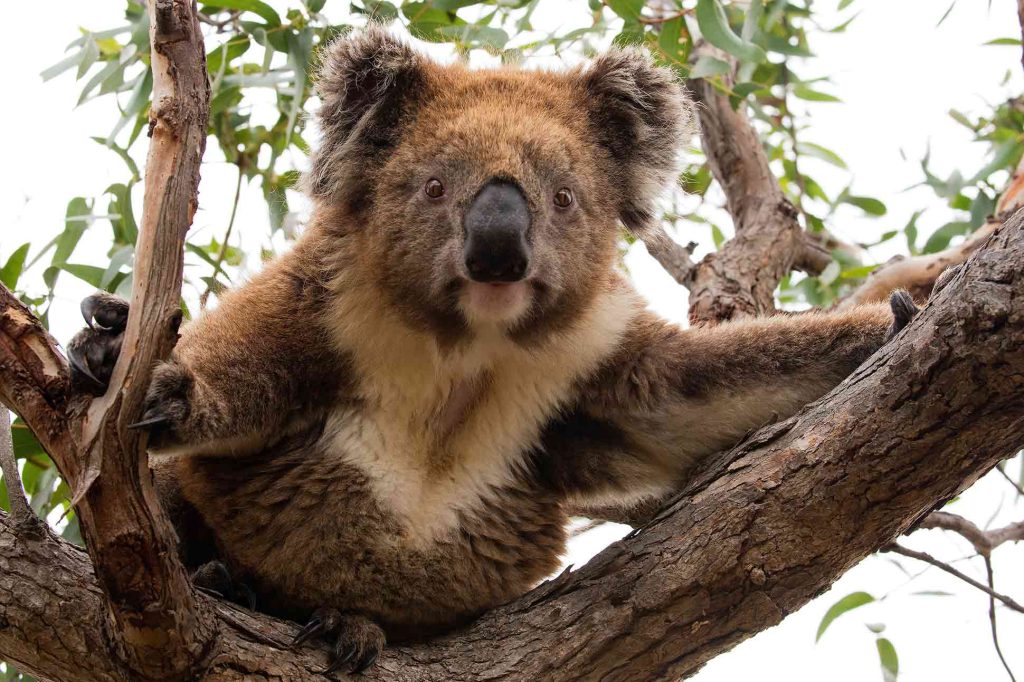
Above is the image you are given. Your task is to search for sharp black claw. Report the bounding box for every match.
[238,583,257,610]
[127,414,170,430]
[354,650,379,674]
[80,296,99,330]
[291,618,325,650]
[68,350,102,387]
[321,648,357,677]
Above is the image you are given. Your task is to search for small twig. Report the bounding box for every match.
[0,409,33,524]
[883,543,1024,614]
[917,511,1024,556]
[984,556,1018,682]
[995,462,1024,497]
[200,164,244,308]
[636,8,692,24]
[642,229,697,287]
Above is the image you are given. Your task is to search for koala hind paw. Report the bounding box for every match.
[291,608,385,675]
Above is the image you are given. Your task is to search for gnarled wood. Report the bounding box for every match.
[0,0,214,679]
[2,210,1022,682]
[683,72,815,324]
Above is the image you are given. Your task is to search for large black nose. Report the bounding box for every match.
[463,180,531,283]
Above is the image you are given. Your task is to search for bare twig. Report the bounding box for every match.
[984,555,1018,682]
[636,8,691,24]
[0,409,34,525]
[917,511,1024,556]
[883,544,1024,614]
[642,232,697,286]
[200,163,245,308]
[995,462,1024,497]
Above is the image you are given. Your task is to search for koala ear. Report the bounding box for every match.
[579,49,693,234]
[309,26,427,203]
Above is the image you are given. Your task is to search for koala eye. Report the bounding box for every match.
[424,178,445,199]
[553,188,574,208]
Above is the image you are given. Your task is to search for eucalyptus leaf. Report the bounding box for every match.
[695,0,766,64]
[816,591,875,642]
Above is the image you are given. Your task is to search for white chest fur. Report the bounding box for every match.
[324,284,636,545]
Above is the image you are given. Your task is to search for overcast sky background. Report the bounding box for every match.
[1,1,1022,680]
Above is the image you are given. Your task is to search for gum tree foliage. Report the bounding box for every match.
[1,0,1021,680]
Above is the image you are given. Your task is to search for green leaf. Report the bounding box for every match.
[838,0,855,9]
[606,0,643,21]
[91,137,141,182]
[1,243,31,289]
[690,55,731,79]
[41,50,84,82]
[798,141,848,169]
[876,637,899,682]
[793,84,841,102]
[922,221,971,254]
[207,37,251,75]
[816,591,875,642]
[201,0,281,26]
[695,0,766,64]
[741,0,762,43]
[842,194,887,216]
[935,1,955,27]
[984,37,1023,46]
[59,263,107,287]
[711,224,725,249]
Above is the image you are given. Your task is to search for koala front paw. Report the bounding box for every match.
[129,362,193,447]
[67,292,130,394]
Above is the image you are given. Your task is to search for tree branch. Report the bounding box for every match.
[684,55,820,324]
[0,410,40,533]
[882,543,1024,615]
[1,1,214,679]
[917,511,1024,557]
[3,208,1023,682]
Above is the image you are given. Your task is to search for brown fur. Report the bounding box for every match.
[70,28,911,651]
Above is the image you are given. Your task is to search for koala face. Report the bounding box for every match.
[310,27,692,345]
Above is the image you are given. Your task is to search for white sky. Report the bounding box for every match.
[1,1,1022,681]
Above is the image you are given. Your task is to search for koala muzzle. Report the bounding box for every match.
[463,180,531,283]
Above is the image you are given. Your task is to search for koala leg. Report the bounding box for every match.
[291,608,386,675]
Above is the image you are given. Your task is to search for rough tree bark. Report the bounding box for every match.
[2,208,1023,680]
[682,58,829,325]
[2,0,215,679]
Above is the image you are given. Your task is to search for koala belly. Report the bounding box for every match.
[162,421,567,641]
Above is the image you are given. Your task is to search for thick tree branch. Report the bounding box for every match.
[1,1,214,679]
[3,209,1023,682]
[684,62,818,324]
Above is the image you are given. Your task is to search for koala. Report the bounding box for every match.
[67,27,917,675]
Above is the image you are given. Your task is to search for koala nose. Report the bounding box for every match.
[463,180,531,283]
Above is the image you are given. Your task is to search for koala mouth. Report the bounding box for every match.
[460,280,532,326]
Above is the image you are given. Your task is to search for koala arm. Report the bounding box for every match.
[141,251,343,457]
[538,295,914,513]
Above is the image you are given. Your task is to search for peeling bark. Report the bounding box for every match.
[3,211,1023,682]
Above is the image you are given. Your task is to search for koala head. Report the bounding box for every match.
[310,26,692,345]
